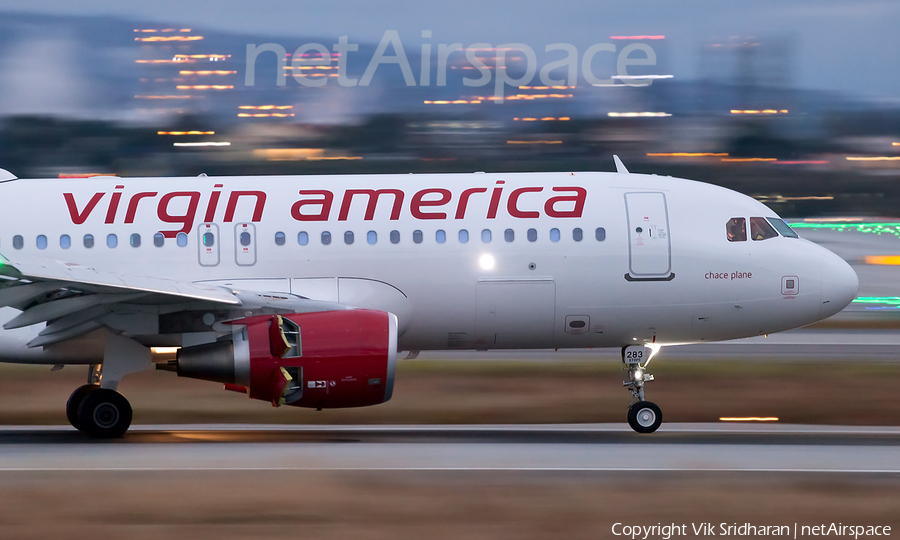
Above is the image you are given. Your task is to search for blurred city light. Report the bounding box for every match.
[0,6,895,220]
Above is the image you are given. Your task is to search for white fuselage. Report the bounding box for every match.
[0,170,858,362]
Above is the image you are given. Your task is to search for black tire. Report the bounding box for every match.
[66,384,99,432]
[77,388,133,438]
[628,401,662,434]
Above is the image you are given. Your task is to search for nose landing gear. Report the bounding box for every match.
[623,345,663,433]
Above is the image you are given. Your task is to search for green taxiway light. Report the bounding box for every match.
[790,222,900,239]
[852,297,900,307]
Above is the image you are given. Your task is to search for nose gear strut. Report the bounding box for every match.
[622,345,662,433]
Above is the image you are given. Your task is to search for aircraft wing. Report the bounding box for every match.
[0,252,346,348]
[0,252,240,305]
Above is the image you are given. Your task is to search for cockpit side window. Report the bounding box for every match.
[726,218,747,242]
[766,217,799,238]
[750,217,778,241]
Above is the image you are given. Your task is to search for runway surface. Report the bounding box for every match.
[1,423,898,473]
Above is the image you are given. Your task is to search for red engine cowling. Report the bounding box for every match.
[173,309,397,409]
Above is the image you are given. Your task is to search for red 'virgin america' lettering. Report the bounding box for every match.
[63,192,105,225]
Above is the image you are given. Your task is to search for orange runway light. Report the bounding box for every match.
[719,417,779,422]
[847,156,900,161]
[722,158,777,162]
[647,152,728,157]
[864,256,900,266]
[58,173,110,178]
[775,160,830,165]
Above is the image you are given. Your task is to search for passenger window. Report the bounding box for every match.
[550,228,560,242]
[750,217,778,241]
[390,230,400,244]
[298,231,309,246]
[60,235,71,249]
[436,230,446,244]
[36,235,47,250]
[504,229,514,242]
[131,233,141,248]
[321,231,331,245]
[176,232,188,247]
[413,230,423,244]
[459,229,469,243]
[595,227,606,241]
[202,232,215,247]
[107,234,118,248]
[13,235,23,250]
[527,228,537,242]
[275,232,286,246]
[344,231,354,245]
[482,229,492,243]
[726,218,747,242]
[154,232,165,247]
[767,217,799,238]
[573,228,583,242]
[367,231,377,245]
[83,234,94,249]
[239,232,251,246]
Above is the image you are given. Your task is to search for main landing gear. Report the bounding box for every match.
[622,345,663,434]
[65,335,150,438]
[66,365,133,438]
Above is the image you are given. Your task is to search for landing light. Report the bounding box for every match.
[479,254,495,270]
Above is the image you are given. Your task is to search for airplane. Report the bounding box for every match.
[0,156,858,437]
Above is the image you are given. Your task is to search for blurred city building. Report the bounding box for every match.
[0,13,899,217]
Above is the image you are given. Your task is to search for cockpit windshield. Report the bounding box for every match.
[766,218,799,238]
[726,218,747,242]
[749,217,778,241]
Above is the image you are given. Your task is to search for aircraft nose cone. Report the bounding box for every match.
[820,250,858,319]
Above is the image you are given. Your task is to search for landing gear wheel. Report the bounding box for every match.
[77,388,132,438]
[66,384,99,432]
[628,401,662,434]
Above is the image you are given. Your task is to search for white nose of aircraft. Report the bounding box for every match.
[819,248,859,319]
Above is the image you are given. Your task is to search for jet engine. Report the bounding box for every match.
[164,309,397,409]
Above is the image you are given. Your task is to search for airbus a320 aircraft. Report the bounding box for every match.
[0,157,857,437]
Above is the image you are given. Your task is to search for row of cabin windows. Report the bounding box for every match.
[290,227,606,246]
[12,232,188,250]
[9,227,608,250]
